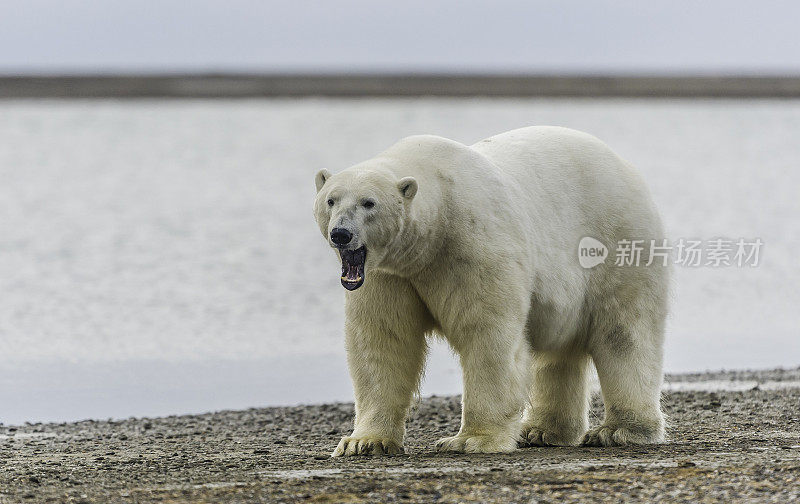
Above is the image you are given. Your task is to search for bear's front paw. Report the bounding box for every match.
[581,423,664,447]
[522,425,581,447]
[435,433,518,454]
[331,435,404,457]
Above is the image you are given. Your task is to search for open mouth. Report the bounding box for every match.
[340,246,366,290]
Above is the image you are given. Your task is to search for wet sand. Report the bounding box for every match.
[2,368,799,503]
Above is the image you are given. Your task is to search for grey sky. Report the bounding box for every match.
[1,0,799,74]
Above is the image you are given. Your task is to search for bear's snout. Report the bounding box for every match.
[330,227,353,247]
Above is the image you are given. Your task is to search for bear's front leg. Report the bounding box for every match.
[436,319,530,454]
[331,275,431,457]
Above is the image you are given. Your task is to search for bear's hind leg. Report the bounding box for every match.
[583,321,665,446]
[522,352,590,446]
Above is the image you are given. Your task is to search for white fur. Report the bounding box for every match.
[313,126,669,456]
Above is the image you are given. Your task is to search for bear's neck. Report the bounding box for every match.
[380,197,449,278]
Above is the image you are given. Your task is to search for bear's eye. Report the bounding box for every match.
[326,198,334,207]
[362,200,375,209]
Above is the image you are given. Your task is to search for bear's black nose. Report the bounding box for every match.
[330,228,353,246]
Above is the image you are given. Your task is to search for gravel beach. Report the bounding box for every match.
[2,368,799,503]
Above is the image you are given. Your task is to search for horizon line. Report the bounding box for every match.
[3,73,800,98]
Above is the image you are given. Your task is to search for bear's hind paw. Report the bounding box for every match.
[521,425,581,447]
[435,433,518,454]
[581,423,664,447]
[331,435,404,457]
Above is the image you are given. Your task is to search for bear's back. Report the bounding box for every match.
[471,126,656,226]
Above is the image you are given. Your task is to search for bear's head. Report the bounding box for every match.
[313,167,417,290]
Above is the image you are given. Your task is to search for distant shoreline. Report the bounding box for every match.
[3,74,800,98]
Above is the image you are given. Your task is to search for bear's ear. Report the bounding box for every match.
[315,169,332,193]
[397,177,418,200]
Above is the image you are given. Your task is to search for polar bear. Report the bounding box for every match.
[313,126,669,456]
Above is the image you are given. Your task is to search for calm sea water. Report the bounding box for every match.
[1,98,798,424]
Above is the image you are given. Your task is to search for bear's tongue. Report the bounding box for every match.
[340,246,366,291]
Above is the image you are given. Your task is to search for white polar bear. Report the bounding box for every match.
[313,126,669,456]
